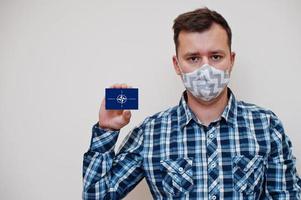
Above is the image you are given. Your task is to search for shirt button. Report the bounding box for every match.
[211,195,217,200]
[209,133,214,139]
[211,162,216,168]
[178,167,184,172]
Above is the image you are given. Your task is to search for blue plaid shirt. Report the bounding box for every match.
[83,88,301,199]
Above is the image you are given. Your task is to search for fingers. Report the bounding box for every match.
[109,83,132,88]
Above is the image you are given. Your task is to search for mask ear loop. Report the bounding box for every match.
[176,57,184,75]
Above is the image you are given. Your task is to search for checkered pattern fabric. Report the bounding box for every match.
[83,88,301,199]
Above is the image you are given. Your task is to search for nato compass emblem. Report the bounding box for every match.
[105,88,138,110]
[116,94,127,105]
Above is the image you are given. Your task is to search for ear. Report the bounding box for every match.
[229,51,236,73]
[172,55,182,75]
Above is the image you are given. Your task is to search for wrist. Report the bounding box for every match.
[98,122,119,131]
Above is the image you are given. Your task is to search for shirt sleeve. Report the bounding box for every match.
[266,112,301,199]
[82,122,145,200]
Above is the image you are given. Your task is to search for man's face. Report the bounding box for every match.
[173,23,235,75]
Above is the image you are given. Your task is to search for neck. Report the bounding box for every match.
[186,88,229,126]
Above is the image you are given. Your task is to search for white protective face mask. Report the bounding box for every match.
[179,63,230,101]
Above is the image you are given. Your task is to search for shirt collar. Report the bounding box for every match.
[178,88,237,129]
[221,88,237,128]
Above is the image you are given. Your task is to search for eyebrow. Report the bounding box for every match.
[183,50,226,58]
[211,50,226,54]
[183,52,200,57]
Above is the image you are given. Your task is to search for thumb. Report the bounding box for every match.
[122,110,131,120]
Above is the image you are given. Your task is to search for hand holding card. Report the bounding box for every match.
[98,84,135,131]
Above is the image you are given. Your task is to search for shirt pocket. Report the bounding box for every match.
[232,154,265,195]
[160,157,194,197]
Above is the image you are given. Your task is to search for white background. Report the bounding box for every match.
[1,0,300,199]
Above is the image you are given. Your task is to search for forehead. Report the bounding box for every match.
[177,23,229,55]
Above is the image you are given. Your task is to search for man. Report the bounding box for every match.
[82,8,301,199]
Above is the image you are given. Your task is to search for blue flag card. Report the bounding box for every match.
[105,88,139,110]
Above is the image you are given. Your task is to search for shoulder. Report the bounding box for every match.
[237,100,275,116]
[236,100,282,128]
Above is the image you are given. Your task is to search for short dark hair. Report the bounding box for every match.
[173,7,232,54]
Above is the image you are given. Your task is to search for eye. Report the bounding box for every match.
[211,55,223,61]
[187,56,200,63]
